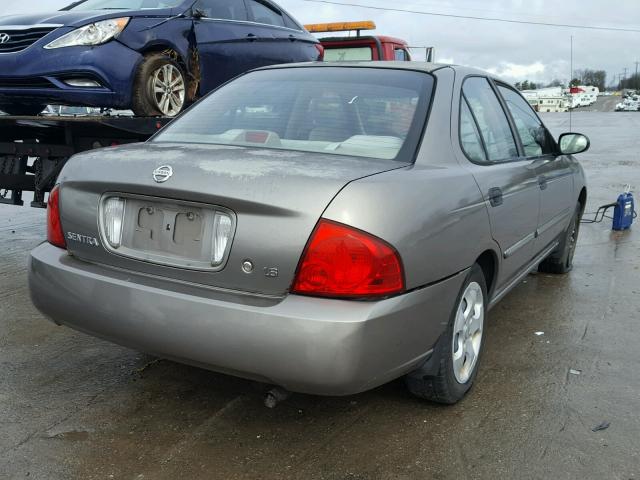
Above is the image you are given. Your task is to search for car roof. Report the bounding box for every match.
[254,61,502,80]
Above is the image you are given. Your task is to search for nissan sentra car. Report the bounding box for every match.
[0,0,321,116]
[29,63,589,403]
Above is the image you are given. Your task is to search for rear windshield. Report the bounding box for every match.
[154,67,434,162]
[67,0,182,10]
[324,47,374,61]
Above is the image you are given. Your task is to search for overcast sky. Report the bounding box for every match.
[2,0,639,86]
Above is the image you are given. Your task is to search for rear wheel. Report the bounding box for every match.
[405,264,487,404]
[538,202,582,274]
[131,53,187,117]
[1,105,46,116]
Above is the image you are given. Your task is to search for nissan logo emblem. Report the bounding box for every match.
[0,33,11,44]
[152,165,173,183]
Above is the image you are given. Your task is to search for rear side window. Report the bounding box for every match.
[283,13,301,30]
[246,0,285,27]
[498,86,557,157]
[462,77,518,162]
[195,0,247,20]
[460,99,487,163]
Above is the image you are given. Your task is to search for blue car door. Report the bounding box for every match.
[192,0,261,93]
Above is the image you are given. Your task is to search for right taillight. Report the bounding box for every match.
[47,185,66,249]
[292,219,404,299]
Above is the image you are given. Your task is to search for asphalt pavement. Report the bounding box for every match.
[1,111,639,480]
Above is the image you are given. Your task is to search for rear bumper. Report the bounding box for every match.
[29,243,466,396]
[0,40,141,108]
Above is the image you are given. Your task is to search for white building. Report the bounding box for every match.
[522,88,569,112]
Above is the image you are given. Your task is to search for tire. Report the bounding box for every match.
[1,105,46,116]
[538,202,582,274]
[405,264,487,404]
[131,53,187,117]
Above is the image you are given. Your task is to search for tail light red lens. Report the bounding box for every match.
[315,43,325,60]
[47,185,66,249]
[292,219,404,299]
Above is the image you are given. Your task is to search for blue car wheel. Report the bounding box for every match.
[132,53,187,117]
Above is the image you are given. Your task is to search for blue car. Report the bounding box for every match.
[0,0,322,116]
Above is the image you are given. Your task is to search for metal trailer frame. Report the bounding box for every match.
[0,115,171,208]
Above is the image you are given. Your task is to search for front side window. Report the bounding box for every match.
[194,0,248,20]
[67,0,182,10]
[154,67,434,162]
[246,0,284,27]
[462,77,518,163]
[498,86,557,157]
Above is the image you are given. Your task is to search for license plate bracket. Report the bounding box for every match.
[99,194,235,271]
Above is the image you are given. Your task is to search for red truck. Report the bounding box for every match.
[305,21,433,62]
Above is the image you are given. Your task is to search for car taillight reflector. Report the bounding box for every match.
[212,212,233,266]
[47,185,66,249]
[103,197,125,248]
[292,219,404,299]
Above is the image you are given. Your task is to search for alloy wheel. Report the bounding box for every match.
[452,281,484,384]
[149,64,185,117]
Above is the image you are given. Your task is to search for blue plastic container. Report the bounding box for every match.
[612,192,634,231]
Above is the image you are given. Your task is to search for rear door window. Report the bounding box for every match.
[460,99,487,163]
[497,85,557,157]
[246,0,285,27]
[283,13,301,30]
[462,77,518,163]
[195,0,248,20]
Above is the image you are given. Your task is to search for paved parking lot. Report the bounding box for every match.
[1,112,639,480]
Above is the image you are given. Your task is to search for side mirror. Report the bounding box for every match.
[559,133,590,155]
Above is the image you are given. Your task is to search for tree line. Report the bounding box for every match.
[619,73,640,90]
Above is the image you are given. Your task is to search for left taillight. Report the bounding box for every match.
[47,185,66,249]
[315,43,325,61]
[292,219,405,299]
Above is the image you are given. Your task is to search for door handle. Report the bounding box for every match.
[247,33,257,41]
[538,176,548,190]
[488,187,503,207]
[288,34,296,42]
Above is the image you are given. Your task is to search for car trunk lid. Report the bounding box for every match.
[58,142,407,296]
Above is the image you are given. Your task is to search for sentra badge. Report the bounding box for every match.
[67,232,100,247]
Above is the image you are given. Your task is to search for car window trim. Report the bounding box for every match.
[459,74,522,166]
[196,16,303,32]
[493,80,561,159]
